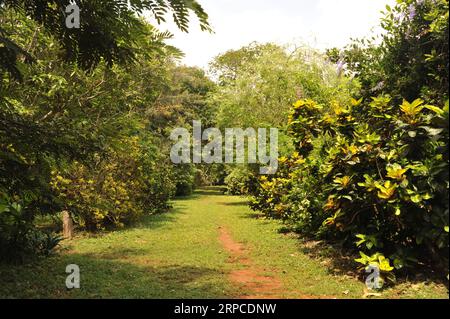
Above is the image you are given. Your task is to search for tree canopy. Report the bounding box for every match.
[0,0,210,81]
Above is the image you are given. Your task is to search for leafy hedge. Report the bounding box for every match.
[251,96,449,281]
[50,136,175,230]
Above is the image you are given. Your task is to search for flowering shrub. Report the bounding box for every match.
[251,96,449,279]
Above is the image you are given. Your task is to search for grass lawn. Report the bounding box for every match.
[0,188,447,299]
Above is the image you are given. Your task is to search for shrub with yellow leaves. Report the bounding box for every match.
[51,136,175,230]
[251,96,449,279]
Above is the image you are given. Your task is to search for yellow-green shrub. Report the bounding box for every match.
[51,136,175,230]
[251,96,449,279]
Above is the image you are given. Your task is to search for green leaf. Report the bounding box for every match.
[0,203,10,213]
[393,258,404,270]
[424,105,444,116]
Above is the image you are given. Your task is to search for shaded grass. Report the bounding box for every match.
[0,188,448,299]
[0,197,234,299]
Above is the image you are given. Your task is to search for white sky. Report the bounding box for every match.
[146,0,395,69]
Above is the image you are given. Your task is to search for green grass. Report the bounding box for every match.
[0,188,447,299]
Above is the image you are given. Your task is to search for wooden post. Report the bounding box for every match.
[62,210,74,240]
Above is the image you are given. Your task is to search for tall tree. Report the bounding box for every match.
[0,0,210,81]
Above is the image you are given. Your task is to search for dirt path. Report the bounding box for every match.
[218,226,284,299]
[217,224,335,299]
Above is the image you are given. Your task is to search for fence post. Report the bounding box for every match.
[62,210,74,240]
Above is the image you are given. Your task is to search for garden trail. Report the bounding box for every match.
[181,187,339,299]
[2,187,447,298]
[218,225,285,299]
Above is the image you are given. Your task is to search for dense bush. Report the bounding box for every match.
[50,136,175,230]
[0,197,62,263]
[252,96,449,280]
[224,166,259,195]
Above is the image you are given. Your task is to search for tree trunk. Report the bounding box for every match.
[62,211,74,240]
